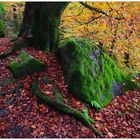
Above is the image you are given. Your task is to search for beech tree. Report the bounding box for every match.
[20,2,68,52]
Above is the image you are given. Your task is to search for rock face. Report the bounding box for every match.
[58,37,134,109]
[8,51,46,78]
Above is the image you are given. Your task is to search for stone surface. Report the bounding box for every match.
[8,51,46,78]
[58,37,135,109]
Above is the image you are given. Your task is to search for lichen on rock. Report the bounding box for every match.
[58,37,136,109]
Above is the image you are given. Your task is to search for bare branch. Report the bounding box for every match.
[75,15,102,25]
[80,2,125,20]
[80,2,108,16]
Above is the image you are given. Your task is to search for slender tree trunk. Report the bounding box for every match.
[19,2,68,53]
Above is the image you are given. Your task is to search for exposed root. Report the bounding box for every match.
[0,38,29,59]
[0,78,17,86]
[32,79,102,137]
[0,49,15,59]
[0,83,23,96]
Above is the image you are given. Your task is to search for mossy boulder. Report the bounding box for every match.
[8,51,46,78]
[0,3,6,37]
[58,37,136,109]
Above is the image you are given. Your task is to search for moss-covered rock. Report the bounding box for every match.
[8,51,46,78]
[0,3,6,37]
[58,37,137,109]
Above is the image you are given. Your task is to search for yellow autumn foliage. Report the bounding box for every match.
[61,2,140,73]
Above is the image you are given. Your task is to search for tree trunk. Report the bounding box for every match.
[20,2,68,53]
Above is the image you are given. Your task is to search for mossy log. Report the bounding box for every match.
[8,51,46,78]
[32,79,102,137]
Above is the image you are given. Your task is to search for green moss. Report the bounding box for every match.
[8,51,46,78]
[0,3,5,37]
[53,85,64,103]
[0,19,5,37]
[31,3,67,53]
[58,37,137,109]
[82,108,95,124]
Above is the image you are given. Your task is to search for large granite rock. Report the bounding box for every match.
[8,51,46,78]
[58,37,136,109]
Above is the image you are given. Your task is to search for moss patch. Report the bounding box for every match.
[30,3,67,53]
[58,37,137,109]
[8,51,46,78]
[0,3,6,37]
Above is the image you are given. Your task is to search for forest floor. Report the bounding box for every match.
[0,38,140,138]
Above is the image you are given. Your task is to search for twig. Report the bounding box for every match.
[80,2,125,20]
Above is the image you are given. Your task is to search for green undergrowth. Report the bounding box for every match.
[0,3,6,37]
[58,37,138,109]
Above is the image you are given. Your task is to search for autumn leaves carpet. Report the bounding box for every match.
[0,38,140,138]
